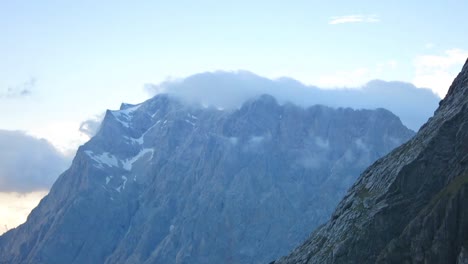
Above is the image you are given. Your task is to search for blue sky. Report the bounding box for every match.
[1,0,468,151]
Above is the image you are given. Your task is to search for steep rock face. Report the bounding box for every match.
[0,95,414,264]
[275,59,468,264]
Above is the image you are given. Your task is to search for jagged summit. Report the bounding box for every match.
[274,59,468,264]
[0,91,414,264]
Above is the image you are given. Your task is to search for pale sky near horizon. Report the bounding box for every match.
[0,1,467,232]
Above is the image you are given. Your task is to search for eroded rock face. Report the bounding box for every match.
[0,94,414,264]
[275,59,468,264]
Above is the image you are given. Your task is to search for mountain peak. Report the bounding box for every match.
[0,91,415,264]
[275,57,468,264]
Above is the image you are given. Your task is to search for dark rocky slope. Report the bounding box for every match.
[0,95,414,264]
[275,59,468,264]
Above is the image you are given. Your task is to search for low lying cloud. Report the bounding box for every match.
[0,130,71,193]
[1,78,36,98]
[413,49,468,97]
[329,15,380,25]
[146,71,440,131]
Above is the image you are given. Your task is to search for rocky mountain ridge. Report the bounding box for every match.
[0,94,414,264]
[274,58,468,264]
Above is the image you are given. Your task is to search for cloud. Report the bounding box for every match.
[312,60,399,88]
[27,121,92,157]
[79,114,104,138]
[413,48,468,97]
[1,78,36,98]
[329,15,380,25]
[0,130,71,193]
[145,71,440,130]
[316,67,370,87]
[0,191,47,234]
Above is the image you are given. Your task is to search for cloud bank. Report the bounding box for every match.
[0,130,71,193]
[145,71,440,131]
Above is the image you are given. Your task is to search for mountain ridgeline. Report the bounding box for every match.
[0,93,413,263]
[149,72,440,131]
[275,59,468,263]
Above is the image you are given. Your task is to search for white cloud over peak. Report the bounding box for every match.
[316,67,370,87]
[146,70,439,130]
[329,15,380,25]
[315,60,398,88]
[413,48,468,97]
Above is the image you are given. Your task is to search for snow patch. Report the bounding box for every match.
[85,151,119,168]
[111,104,141,128]
[123,148,154,171]
[187,113,198,120]
[121,175,128,190]
[124,136,140,144]
[125,119,162,146]
[120,104,142,115]
[185,119,196,126]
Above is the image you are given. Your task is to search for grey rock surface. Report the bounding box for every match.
[275,59,468,264]
[0,94,414,264]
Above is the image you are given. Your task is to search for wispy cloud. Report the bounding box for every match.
[413,48,468,97]
[315,59,398,88]
[1,78,36,99]
[79,114,104,138]
[329,15,380,25]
